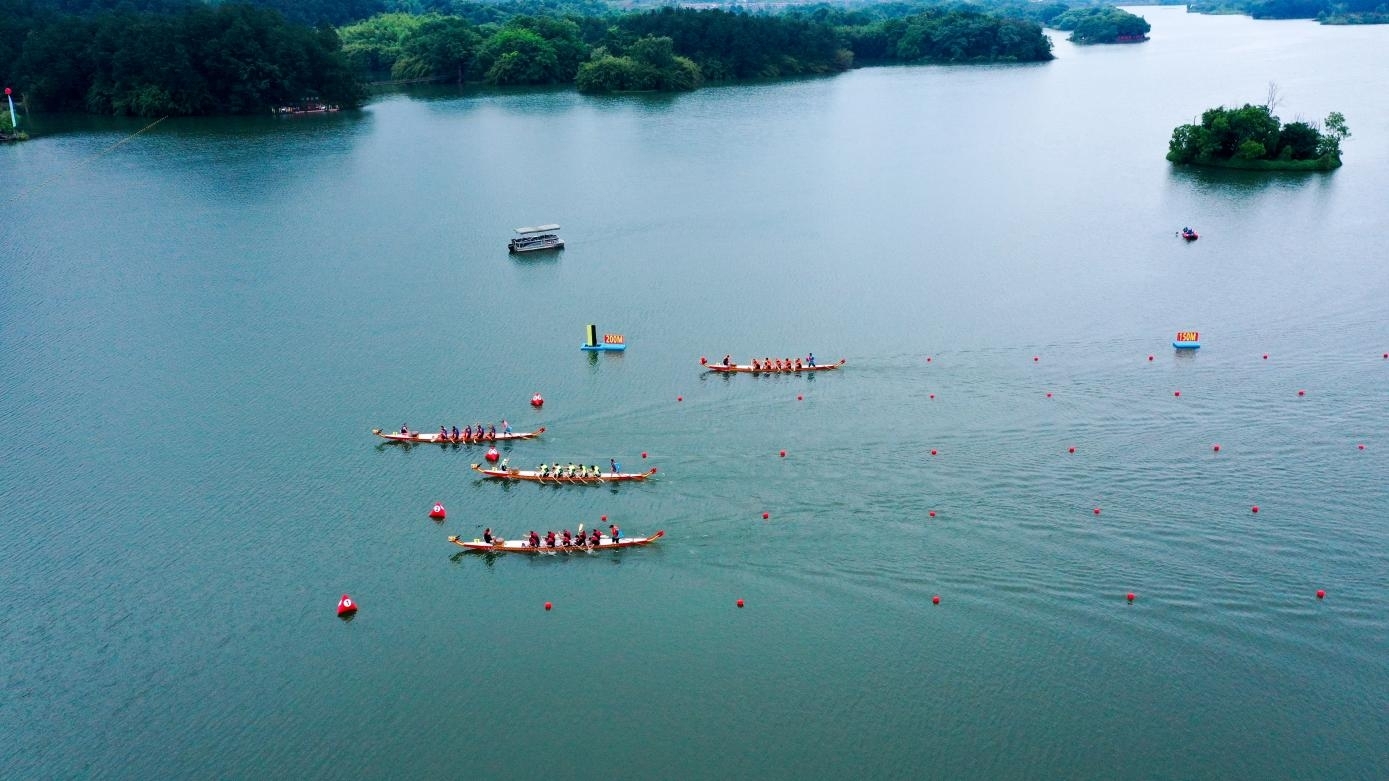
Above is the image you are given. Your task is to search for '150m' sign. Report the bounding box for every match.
[1175,331,1199,343]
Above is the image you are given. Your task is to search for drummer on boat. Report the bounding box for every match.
[483,528,494,544]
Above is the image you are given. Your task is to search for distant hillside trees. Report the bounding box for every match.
[614,8,850,80]
[845,9,1054,63]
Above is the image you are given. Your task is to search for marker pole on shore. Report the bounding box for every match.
[4,88,16,129]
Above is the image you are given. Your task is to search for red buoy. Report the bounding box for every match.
[1148,355,1154,361]
[1358,444,1365,450]
[1126,592,1135,602]
[601,515,607,522]
[797,395,803,401]
[1251,505,1260,513]
[736,599,744,608]
[926,356,932,362]
[700,357,707,365]
[544,602,552,611]
[337,594,357,616]
[932,595,940,605]
[485,447,499,462]
[677,396,683,402]
[1046,392,1052,398]
[779,450,786,457]
[1093,507,1101,515]
[1068,446,1075,454]
[1213,444,1221,452]
[1263,354,1269,360]
[641,452,648,459]
[1174,390,1181,397]
[1033,356,1039,362]
[1297,390,1306,397]
[762,512,769,520]
[429,502,446,519]
[1316,589,1325,599]
[928,511,936,518]
[530,393,544,407]
[929,394,935,399]
[930,449,938,456]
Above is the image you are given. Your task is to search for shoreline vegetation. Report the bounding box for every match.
[1182,0,1389,25]
[0,0,1057,118]
[1167,101,1350,171]
[1050,6,1151,43]
[1,109,28,141]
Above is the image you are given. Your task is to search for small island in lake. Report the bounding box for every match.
[1050,6,1152,43]
[1167,104,1350,171]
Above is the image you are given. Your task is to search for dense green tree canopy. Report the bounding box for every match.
[846,8,1054,63]
[576,35,701,93]
[5,2,363,115]
[1,0,1062,114]
[1050,6,1151,43]
[1167,103,1350,169]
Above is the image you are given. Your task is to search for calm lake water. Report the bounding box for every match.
[3,7,1387,778]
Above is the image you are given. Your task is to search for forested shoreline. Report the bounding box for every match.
[1184,0,1389,25]
[1,0,1057,116]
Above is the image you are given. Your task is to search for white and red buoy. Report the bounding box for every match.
[429,502,446,519]
[485,446,499,462]
[337,594,357,616]
[530,393,544,408]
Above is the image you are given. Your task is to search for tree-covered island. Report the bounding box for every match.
[0,0,1059,116]
[1049,6,1151,43]
[1167,103,1351,171]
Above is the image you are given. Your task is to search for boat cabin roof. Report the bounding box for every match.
[515,224,561,234]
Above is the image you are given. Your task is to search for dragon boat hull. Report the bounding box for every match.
[702,358,846,374]
[449,530,665,553]
[373,427,544,444]
[471,464,657,483]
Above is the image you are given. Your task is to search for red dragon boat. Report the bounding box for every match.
[470,464,657,483]
[372,427,544,444]
[448,530,665,553]
[701,358,846,374]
